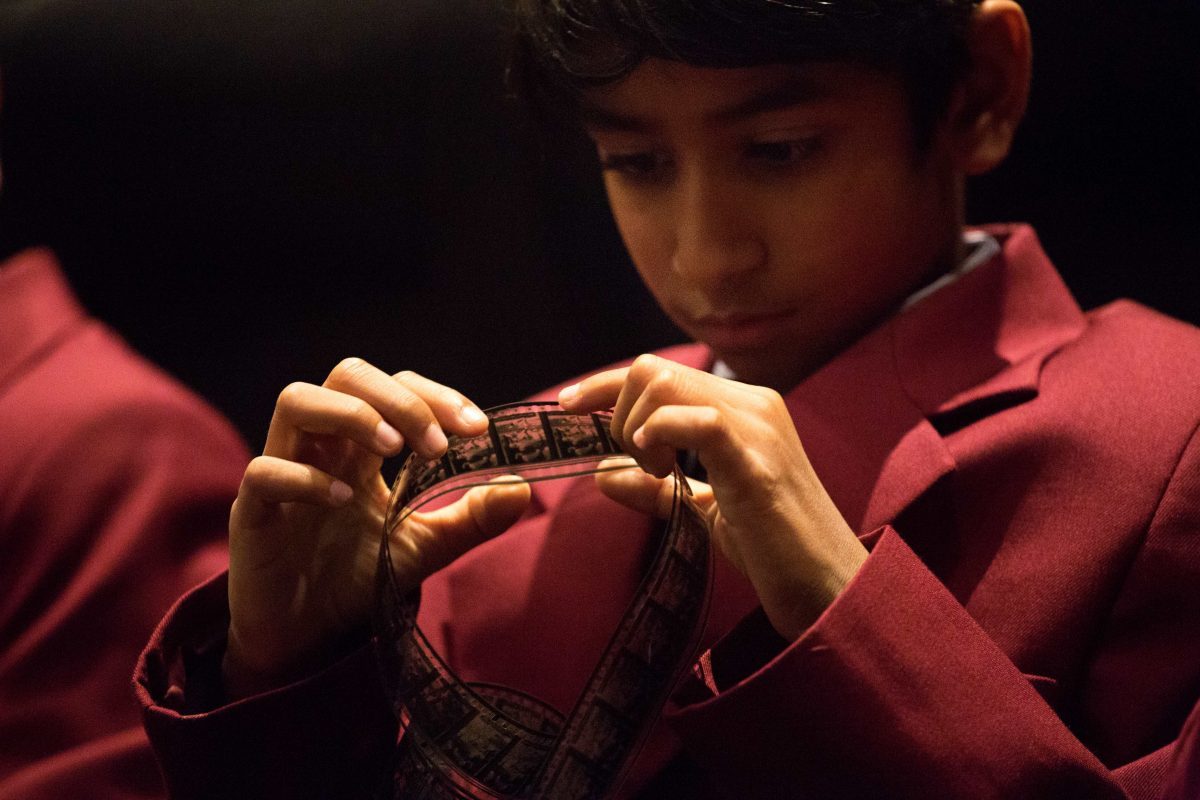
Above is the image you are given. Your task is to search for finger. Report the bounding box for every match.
[265,382,408,460]
[595,465,674,517]
[604,355,678,453]
[618,388,685,479]
[322,359,478,458]
[394,477,532,586]
[391,370,489,436]
[463,477,532,538]
[613,357,714,474]
[233,456,354,526]
[594,460,714,519]
[559,356,698,452]
[633,405,744,475]
[557,366,630,412]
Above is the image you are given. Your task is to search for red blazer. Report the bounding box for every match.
[0,251,248,799]
[137,225,1200,799]
[1164,701,1200,800]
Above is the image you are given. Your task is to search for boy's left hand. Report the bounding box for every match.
[559,354,868,640]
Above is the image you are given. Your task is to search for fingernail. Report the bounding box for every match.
[460,405,487,426]
[632,426,648,449]
[330,480,354,505]
[420,422,449,455]
[375,421,404,451]
[559,383,580,406]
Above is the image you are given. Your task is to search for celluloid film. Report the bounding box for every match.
[373,402,713,799]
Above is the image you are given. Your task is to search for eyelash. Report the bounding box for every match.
[597,136,823,182]
[744,137,823,165]
[597,151,670,180]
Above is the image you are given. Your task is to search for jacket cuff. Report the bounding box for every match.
[135,573,396,799]
[683,527,892,698]
[667,527,1118,799]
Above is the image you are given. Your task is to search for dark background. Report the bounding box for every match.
[1,0,1197,452]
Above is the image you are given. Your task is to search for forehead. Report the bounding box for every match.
[578,59,902,133]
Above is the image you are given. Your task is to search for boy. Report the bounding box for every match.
[137,1,1200,797]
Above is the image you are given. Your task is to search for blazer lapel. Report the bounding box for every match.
[781,318,954,536]
[784,225,1087,537]
[894,225,1087,423]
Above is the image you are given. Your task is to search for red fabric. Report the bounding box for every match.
[1164,701,1200,800]
[136,225,1200,799]
[0,250,248,799]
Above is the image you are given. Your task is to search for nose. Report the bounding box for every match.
[671,171,766,288]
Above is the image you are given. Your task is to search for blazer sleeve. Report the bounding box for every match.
[135,574,398,800]
[665,426,1200,800]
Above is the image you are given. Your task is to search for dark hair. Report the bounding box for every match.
[510,0,982,144]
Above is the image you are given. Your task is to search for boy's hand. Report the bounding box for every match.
[224,358,530,699]
[559,354,867,640]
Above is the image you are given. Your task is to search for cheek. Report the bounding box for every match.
[787,149,950,278]
[605,183,675,294]
[855,163,955,275]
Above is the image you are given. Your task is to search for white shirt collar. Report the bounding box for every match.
[900,230,1000,311]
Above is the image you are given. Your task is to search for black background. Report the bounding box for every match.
[1,0,1197,451]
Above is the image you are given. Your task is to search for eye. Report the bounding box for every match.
[744,137,822,167]
[597,150,672,181]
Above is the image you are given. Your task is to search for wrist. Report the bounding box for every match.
[222,627,290,700]
[761,540,869,640]
[222,622,375,701]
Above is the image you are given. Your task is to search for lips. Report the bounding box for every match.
[690,308,798,351]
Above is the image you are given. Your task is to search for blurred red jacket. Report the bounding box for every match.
[0,250,247,799]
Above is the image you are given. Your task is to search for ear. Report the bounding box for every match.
[946,0,1032,176]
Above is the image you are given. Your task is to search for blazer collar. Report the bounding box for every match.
[0,248,89,394]
[892,224,1086,419]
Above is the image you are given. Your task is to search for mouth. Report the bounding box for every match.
[689,308,798,351]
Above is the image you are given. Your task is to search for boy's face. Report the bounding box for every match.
[581,60,965,391]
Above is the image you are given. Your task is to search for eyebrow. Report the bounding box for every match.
[579,76,830,133]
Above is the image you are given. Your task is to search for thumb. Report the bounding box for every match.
[594,457,714,519]
[390,477,531,589]
[462,476,532,540]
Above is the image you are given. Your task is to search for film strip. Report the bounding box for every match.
[373,402,712,799]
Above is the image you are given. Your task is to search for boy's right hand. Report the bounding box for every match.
[222,358,530,699]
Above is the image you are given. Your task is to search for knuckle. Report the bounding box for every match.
[733,385,781,418]
[631,353,661,377]
[392,386,431,421]
[692,408,726,443]
[702,405,725,427]
[393,369,418,383]
[342,394,373,419]
[276,381,309,409]
[760,387,786,410]
[241,457,275,488]
[644,366,679,399]
[331,356,371,383]
[341,397,378,432]
[746,389,776,415]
